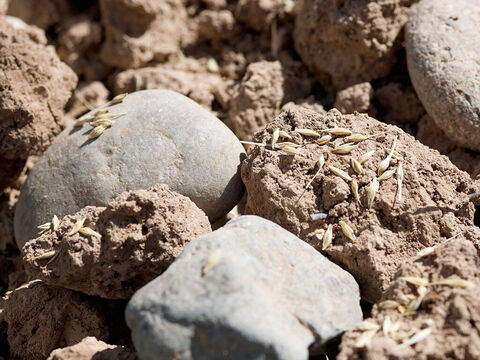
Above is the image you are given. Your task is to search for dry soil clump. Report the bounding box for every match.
[241,106,480,302]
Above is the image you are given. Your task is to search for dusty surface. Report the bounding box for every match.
[241,107,480,302]
[338,238,480,359]
[23,184,212,299]
[47,336,136,360]
[0,19,77,187]
[3,280,108,360]
[294,0,418,89]
[334,82,374,115]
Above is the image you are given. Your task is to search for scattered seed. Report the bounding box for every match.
[294,128,321,137]
[322,224,333,250]
[415,246,435,259]
[88,125,107,140]
[322,128,352,136]
[32,250,56,261]
[110,93,128,105]
[93,112,126,121]
[310,212,328,221]
[328,165,352,181]
[402,277,429,287]
[339,221,356,241]
[90,119,114,128]
[47,250,60,264]
[278,130,292,139]
[396,162,404,202]
[78,227,102,238]
[384,148,404,161]
[94,109,109,116]
[271,128,280,149]
[407,286,428,313]
[354,329,377,348]
[351,158,363,175]
[351,179,360,203]
[68,218,86,236]
[318,154,325,169]
[377,169,396,182]
[276,142,300,148]
[74,115,94,127]
[359,150,375,164]
[240,141,269,147]
[280,145,302,156]
[378,300,400,310]
[367,177,379,208]
[317,134,332,145]
[356,321,381,332]
[37,222,52,230]
[429,278,473,288]
[333,143,356,154]
[52,215,60,231]
[378,136,398,176]
[345,132,384,143]
[394,328,432,351]
[203,249,221,275]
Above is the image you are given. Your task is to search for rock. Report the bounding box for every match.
[15,90,245,248]
[234,0,287,32]
[6,0,72,29]
[23,184,212,299]
[334,82,374,114]
[126,215,362,359]
[338,238,480,360]
[406,0,480,151]
[47,337,136,360]
[226,60,312,140]
[196,9,236,41]
[294,0,418,89]
[241,106,480,302]
[0,19,77,188]
[99,0,189,69]
[65,81,110,124]
[376,82,425,124]
[3,280,109,360]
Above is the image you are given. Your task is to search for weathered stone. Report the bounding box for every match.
[15,90,245,249]
[126,215,362,360]
[406,0,480,151]
[47,337,136,360]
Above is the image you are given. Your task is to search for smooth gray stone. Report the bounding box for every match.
[15,89,245,249]
[406,0,480,151]
[126,215,362,360]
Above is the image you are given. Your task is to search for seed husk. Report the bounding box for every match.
[429,278,473,288]
[206,58,219,73]
[276,141,300,148]
[377,169,396,182]
[74,115,94,127]
[378,136,398,176]
[339,220,356,241]
[351,179,360,202]
[110,93,128,105]
[367,177,379,208]
[94,109,109,116]
[294,128,321,137]
[354,330,377,348]
[396,162,404,201]
[93,112,126,121]
[37,222,52,230]
[351,158,363,175]
[52,215,60,231]
[317,134,332,145]
[203,249,221,275]
[345,132,384,143]
[415,246,435,259]
[358,150,375,164]
[88,125,107,140]
[356,321,381,332]
[78,227,102,238]
[90,119,114,128]
[68,217,86,236]
[378,300,400,310]
[322,224,333,250]
[280,145,302,156]
[278,130,292,139]
[271,128,280,149]
[333,143,356,154]
[394,328,432,351]
[402,277,429,287]
[328,165,352,181]
[318,154,325,169]
[46,250,60,264]
[32,250,56,261]
[322,128,352,136]
[407,286,428,313]
[384,148,404,161]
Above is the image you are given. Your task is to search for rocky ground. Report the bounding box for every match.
[0,0,479,359]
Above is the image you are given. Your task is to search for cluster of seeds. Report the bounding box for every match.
[73,93,128,140]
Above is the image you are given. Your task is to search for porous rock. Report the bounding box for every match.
[334,82,374,114]
[23,184,212,299]
[0,19,77,188]
[126,215,362,360]
[294,0,418,89]
[15,90,244,248]
[406,0,480,151]
[99,0,189,69]
[47,337,136,360]
[3,280,108,360]
[241,106,480,302]
[338,239,480,360]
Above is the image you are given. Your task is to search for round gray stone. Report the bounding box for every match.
[15,89,245,249]
[406,0,480,151]
[126,215,362,360]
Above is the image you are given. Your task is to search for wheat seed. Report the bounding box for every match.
[351,179,360,202]
[378,300,400,310]
[356,321,381,332]
[93,112,126,121]
[90,119,114,128]
[110,93,128,105]
[378,136,398,176]
[429,278,473,288]
[52,215,60,231]
[37,222,52,230]
[46,250,60,264]
[317,134,332,145]
[278,130,292,139]
[402,277,429,287]
[351,158,363,175]
[415,246,435,259]
[280,145,302,156]
[88,125,107,140]
[322,224,333,250]
[294,128,321,137]
[32,250,56,261]
[339,221,356,241]
[318,154,325,169]
[271,128,280,149]
[94,109,109,116]
[206,58,219,73]
[394,328,432,351]
[367,178,379,208]
[384,148,404,161]
[345,132,384,143]
[407,286,428,313]
[74,115,94,127]
[397,162,404,201]
[314,229,325,241]
[68,217,86,236]
[333,143,356,154]
[276,142,300,148]
[377,169,396,182]
[358,150,375,164]
[322,128,352,136]
[78,227,102,238]
[203,249,221,275]
[328,165,352,181]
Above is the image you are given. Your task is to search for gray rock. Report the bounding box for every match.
[15,90,245,249]
[126,215,362,360]
[406,0,480,151]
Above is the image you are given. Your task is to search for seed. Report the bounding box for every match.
[384,148,404,161]
[397,162,404,201]
[276,142,300,148]
[74,115,94,127]
[354,329,377,348]
[394,328,432,351]
[429,278,473,288]
[68,217,86,236]
[88,125,107,140]
[37,222,52,230]
[351,158,363,175]
[93,112,126,121]
[328,165,352,181]
[367,178,379,208]
[294,128,321,137]
[52,215,60,231]
[203,249,221,275]
[32,250,56,261]
[322,224,333,250]
[322,128,352,136]
[345,132,383,143]
[402,277,429,287]
[378,300,400,310]
[351,179,360,202]
[356,321,380,332]
[415,246,435,259]
[317,134,332,145]
[278,130,292,139]
[281,146,302,156]
[90,119,114,128]
[332,143,356,154]
[110,93,128,105]
[46,250,60,264]
[78,227,102,238]
[359,150,375,164]
[378,136,398,176]
[94,109,109,116]
[271,128,280,149]
[318,154,325,169]
[339,221,356,241]
[377,169,396,181]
